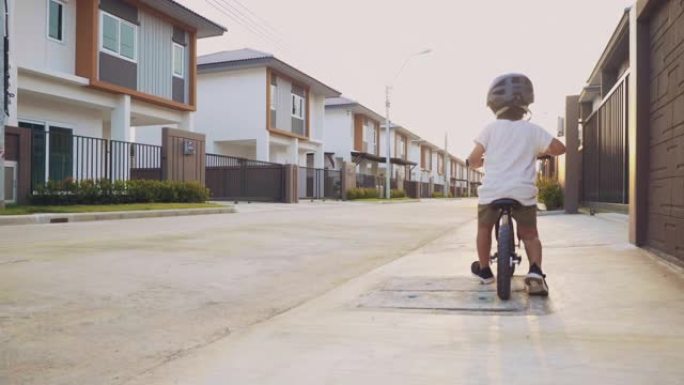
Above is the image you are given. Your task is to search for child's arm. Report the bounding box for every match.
[467,143,485,169]
[543,138,566,157]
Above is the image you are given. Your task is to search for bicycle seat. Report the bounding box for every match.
[491,198,521,209]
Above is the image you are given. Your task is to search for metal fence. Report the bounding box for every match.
[420,182,431,198]
[404,180,419,198]
[356,173,378,189]
[298,167,342,200]
[27,128,162,190]
[205,153,285,202]
[582,77,629,204]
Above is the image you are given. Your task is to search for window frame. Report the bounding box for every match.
[172,43,185,78]
[47,0,65,43]
[363,119,377,154]
[291,93,305,120]
[99,10,138,63]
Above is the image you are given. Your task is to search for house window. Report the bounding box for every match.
[291,93,305,120]
[100,11,137,62]
[48,0,64,42]
[270,76,277,111]
[363,119,377,154]
[172,43,184,78]
[422,148,431,170]
[438,156,444,175]
[396,135,406,159]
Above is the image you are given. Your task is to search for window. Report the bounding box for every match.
[291,93,305,120]
[100,11,137,62]
[422,148,431,170]
[363,119,377,154]
[173,43,184,78]
[438,155,444,175]
[48,0,64,42]
[396,135,406,159]
[270,76,277,111]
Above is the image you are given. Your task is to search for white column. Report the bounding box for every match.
[110,95,132,180]
[111,95,132,141]
[314,145,324,169]
[180,111,194,132]
[256,132,270,162]
[289,138,299,165]
[6,0,16,127]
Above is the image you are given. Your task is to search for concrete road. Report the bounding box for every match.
[0,200,473,385]
[120,207,684,385]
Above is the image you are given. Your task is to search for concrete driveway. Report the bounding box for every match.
[0,199,473,385]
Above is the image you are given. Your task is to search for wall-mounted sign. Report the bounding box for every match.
[183,140,195,156]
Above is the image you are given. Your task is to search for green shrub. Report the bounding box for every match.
[346,187,380,200]
[390,189,406,199]
[537,178,563,210]
[432,191,446,198]
[30,179,210,205]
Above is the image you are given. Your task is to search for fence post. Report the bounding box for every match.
[282,164,298,204]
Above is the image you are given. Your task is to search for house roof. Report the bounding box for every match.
[198,49,341,97]
[579,7,631,103]
[141,0,227,38]
[326,96,386,123]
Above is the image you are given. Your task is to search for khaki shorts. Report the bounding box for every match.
[478,204,537,228]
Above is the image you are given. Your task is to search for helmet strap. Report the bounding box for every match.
[495,107,510,117]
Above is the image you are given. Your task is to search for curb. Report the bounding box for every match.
[0,207,236,226]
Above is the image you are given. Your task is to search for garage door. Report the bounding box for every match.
[645,0,684,261]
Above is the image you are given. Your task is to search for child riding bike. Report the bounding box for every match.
[467,73,566,296]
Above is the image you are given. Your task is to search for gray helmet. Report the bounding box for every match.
[486,73,534,114]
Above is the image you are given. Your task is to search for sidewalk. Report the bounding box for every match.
[126,212,684,385]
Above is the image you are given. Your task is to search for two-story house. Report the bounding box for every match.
[324,97,385,186]
[377,123,419,188]
[9,0,225,184]
[194,48,340,168]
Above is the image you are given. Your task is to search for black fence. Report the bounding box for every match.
[205,153,285,202]
[582,77,629,204]
[356,173,378,189]
[404,181,419,198]
[420,182,431,198]
[25,128,162,190]
[298,167,342,200]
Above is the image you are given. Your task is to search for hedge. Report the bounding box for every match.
[537,178,563,210]
[30,179,210,205]
[346,187,380,200]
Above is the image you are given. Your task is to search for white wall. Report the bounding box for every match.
[323,109,353,163]
[408,142,421,180]
[15,0,76,75]
[18,93,104,138]
[309,93,326,142]
[195,68,268,154]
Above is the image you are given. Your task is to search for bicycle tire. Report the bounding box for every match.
[497,213,512,300]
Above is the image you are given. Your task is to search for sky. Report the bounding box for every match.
[178,0,634,158]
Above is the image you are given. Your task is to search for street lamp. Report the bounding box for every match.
[384,49,432,199]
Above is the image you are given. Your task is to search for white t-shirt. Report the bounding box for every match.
[475,119,554,206]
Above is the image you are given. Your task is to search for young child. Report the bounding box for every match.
[467,73,566,296]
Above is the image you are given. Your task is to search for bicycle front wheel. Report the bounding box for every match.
[497,214,512,300]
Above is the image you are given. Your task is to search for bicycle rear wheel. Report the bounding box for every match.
[497,213,512,300]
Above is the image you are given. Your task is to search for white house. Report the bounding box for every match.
[8,0,225,183]
[324,97,385,177]
[194,48,341,168]
[377,123,421,184]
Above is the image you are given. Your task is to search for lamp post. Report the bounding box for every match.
[384,49,432,199]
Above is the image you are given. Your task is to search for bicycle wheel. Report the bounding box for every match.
[497,213,512,300]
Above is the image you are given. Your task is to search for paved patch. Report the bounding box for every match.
[358,276,552,315]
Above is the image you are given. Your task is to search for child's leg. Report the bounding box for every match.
[477,205,497,268]
[517,225,542,268]
[513,205,542,268]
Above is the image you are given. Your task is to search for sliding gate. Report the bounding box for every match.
[205,154,285,202]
